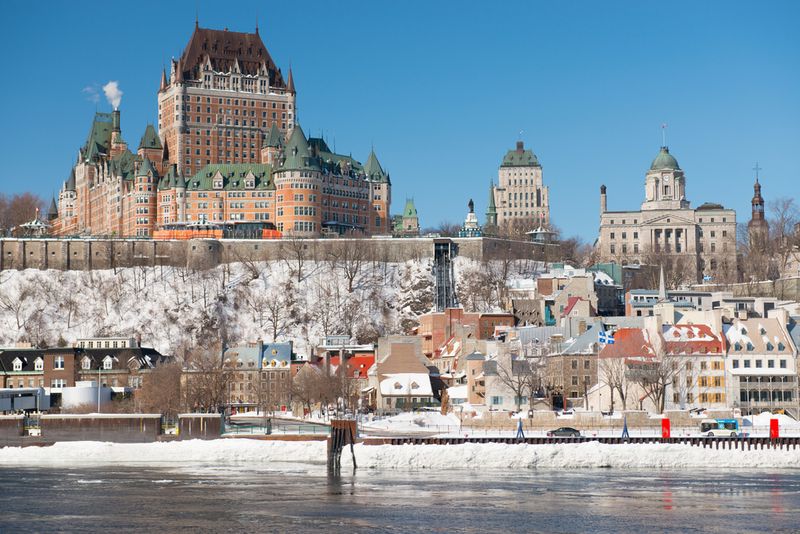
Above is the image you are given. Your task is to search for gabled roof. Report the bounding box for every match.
[178,26,285,86]
[77,347,169,370]
[138,124,162,151]
[136,158,158,178]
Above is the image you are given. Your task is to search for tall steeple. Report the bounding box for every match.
[748,164,769,245]
[658,265,667,301]
[485,181,497,227]
[160,68,167,92]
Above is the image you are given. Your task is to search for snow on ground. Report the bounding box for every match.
[745,411,800,428]
[0,256,534,356]
[361,411,461,432]
[1,439,799,470]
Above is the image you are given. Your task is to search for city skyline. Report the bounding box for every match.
[0,1,798,240]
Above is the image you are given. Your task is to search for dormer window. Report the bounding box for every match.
[34,357,43,371]
[81,357,92,370]
[12,358,22,372]
[394,382,402,390]
[213,180,223,189]
[734,342,742,351]
[103,356,114,370]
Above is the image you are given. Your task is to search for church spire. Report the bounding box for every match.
[159,68,167,92]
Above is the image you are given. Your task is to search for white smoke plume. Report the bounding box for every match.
[102,81,123,110]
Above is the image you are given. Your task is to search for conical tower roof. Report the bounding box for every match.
[47,197,58,219]
[66,168,76,191]
[280,125,319,171]
[137,158,157,178]
[138,124,162,150]
[364,149,388,183]
[263,123,284,148]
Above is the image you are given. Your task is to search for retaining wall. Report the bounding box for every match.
[0,237,557,272]
[40,414,162,443]
[178,413,222,440]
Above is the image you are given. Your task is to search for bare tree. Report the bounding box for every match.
[137,363,183,417]
[291,364,321,417]
[183,344,232,413]
[0,192,45,232]
[599,357,628,411]
[280,235,314,284]
[326,239,368,293]
[626,346,679,414]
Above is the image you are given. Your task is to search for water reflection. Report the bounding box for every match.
[1,466,799,533]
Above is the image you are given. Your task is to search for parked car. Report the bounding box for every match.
[547,427,581,437]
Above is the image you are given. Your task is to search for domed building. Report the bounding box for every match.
[597,145,737,284]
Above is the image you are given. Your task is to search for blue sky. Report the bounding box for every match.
[1,1,798,240]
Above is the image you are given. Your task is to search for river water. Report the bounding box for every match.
[1,464,798,533]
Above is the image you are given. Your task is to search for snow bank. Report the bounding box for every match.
[2,439,799,470]
[346,442,800,470]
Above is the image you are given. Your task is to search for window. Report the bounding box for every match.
[571,376,579,386]
[12,358,22,371]
[103,357,114,370]
[82,357,91,370]
[51,379,66,388]
[780,360,787,369]
[571,360,578,369]
[34,357,43,371]
[732,360,739,369]
[584,360,590,369]
[490,396,503,406]
[55,356,64,370]
[744,360,751,368]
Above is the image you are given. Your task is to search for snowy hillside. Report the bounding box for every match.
[0,255,539,358]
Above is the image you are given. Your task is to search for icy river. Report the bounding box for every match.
[1,464,799,533]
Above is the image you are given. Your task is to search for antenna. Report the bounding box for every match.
[661,123,668,147]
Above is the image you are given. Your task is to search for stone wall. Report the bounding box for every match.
[0,237,558,272]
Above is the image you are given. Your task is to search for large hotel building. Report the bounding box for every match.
[53,24,391,238]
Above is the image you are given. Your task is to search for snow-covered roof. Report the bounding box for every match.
[447,385,468,400]
[379,373,433,396]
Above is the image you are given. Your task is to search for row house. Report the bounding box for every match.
[221,341,293,413]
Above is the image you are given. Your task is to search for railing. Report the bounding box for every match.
[224,422,329,436]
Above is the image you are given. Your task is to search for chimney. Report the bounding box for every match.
[112,109,121,132]
[516,141,524,151]
[600,184,607,214]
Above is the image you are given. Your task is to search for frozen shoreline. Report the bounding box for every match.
[1,439,800,470]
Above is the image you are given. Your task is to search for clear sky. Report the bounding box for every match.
[1,1,798,240]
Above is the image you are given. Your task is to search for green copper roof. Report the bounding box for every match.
[262,123,284,148]
[279,125,320,172]
[650,146,680,171]
[364,149,389,183]
[486,181,496,213]
[136,158,157,178]
[138,124,162,150]
[403,198,418,217]
[82,112,114,162]
[158,165,180,190]
[186,163,274,191]
[500,141,540,167]
[108,150,137,181]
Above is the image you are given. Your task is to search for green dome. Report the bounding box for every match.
[650,146,680,171]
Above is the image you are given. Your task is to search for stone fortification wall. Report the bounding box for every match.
[0,237,557,272]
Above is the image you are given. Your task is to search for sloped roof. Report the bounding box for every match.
[262,123,284,148]
[186,163,273,190]
[598,328,654,359]
[723,318,792,355]
[82,112,114,161]
[178,26,285,86]
[279,125,318,171]
[661,324,724,355]
[138,124,162,150]
[501,141,540,167]
[364,150,389,183]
